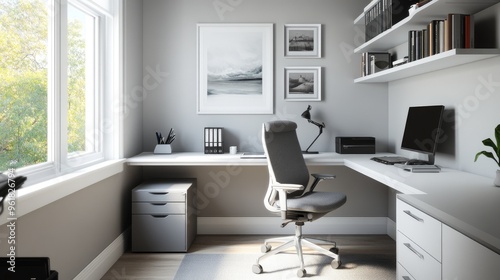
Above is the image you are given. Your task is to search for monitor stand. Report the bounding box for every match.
[406,154,435,165]
[405,159,430,165]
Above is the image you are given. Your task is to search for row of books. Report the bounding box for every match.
[364,0,416,42]
[204,127,224,154]
[361,52,392,77]
[408,14,474,62]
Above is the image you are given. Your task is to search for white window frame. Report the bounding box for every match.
[12,0,121,186]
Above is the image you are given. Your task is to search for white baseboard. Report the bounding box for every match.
[74,229,129,280]
[198,217,392,235]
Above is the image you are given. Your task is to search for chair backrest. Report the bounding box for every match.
[262,120,309,212]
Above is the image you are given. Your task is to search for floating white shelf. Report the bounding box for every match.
[354,48,500,83]
[354,0,500,54]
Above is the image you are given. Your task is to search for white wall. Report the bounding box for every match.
[388,3,500,179]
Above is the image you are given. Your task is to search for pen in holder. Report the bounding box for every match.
[154,129,175,154]
[154,144,172,154]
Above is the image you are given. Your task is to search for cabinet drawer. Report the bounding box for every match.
[132,214,187,252]
[397,231,441,280]
[132,190,185,202]
[132,202,185,214]
[397,199,441,260]
[397,262,416,280]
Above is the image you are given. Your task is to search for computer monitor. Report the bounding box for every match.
[401,105,445,165]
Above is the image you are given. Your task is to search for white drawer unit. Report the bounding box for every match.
[397,199,441,260]
[132,179,196,252]
[397,199,442,280]
[397,231,441,280]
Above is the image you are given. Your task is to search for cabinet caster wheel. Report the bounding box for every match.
[297,268,306,278]
[329,247,339,254]
[261,244,271,253]
[252,264,263,274]
[331,259,341,269]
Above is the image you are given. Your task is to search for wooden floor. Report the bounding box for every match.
[101,234,395,280]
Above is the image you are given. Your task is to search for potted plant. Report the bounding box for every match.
[474,124,500,187]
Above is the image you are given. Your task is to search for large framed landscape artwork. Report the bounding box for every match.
[197,23,274,114]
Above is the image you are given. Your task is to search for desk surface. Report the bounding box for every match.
[127,152,500,254]
[126,152,345,166]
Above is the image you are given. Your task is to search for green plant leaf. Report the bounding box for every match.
[482,138,497,152]
[474,151,499,166]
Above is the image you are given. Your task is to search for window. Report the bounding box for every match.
[0,0,49,171]
[0,0,119,184]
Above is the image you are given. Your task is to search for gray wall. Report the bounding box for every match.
[388,3,500,179]
[0,171,139,279]
[141,0,387,153]
[144,165,389,218]
[139,0,392,220]
[0,1,145,279]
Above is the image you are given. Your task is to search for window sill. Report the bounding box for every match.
[0,159,125,226]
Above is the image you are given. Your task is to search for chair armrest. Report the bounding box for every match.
[311,173,336,180]
[308,173,336,193]
[272,183,304,192]
[272,183,304,212]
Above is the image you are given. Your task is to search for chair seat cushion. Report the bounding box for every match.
[285,192,347,213]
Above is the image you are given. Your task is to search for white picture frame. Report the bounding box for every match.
[284,24,321,58]
[284,67,321,101]
[196,23,274,114]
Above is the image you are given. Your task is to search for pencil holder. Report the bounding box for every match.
[154,144,172,154]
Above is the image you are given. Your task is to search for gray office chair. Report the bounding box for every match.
[252,120,347,278]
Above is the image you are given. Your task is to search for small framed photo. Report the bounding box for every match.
[285,24,321,58]
[285,67,321,101]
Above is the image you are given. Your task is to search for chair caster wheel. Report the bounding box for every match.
[331,259,341,269]
[297,268,306,278]
[329,247,339,254]
[252,264,263,274]
[261,244,271,253]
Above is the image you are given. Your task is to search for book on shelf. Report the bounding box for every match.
[364,0,418,42]
[407,14,474,63]
[392,57,408,67]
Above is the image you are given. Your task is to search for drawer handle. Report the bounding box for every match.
[150,192,168,195]
[404,243,424,260]
[151,215,168,218]
[151,203,167,206]
[403,210,424,222]
[402,276,411,280]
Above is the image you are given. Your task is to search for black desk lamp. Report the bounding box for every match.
[301,105,325,154]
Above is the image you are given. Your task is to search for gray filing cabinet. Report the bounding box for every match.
[132,179,197,252]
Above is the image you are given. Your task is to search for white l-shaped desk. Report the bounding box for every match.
[127,152,500,255]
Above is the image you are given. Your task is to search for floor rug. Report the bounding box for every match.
[173,252,395,280]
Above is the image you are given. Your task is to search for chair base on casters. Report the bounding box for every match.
[252,222,341,278]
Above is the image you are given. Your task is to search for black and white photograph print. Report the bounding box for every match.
[197,23,273,114]
[285,24,321,58]
[285,67,321,101]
